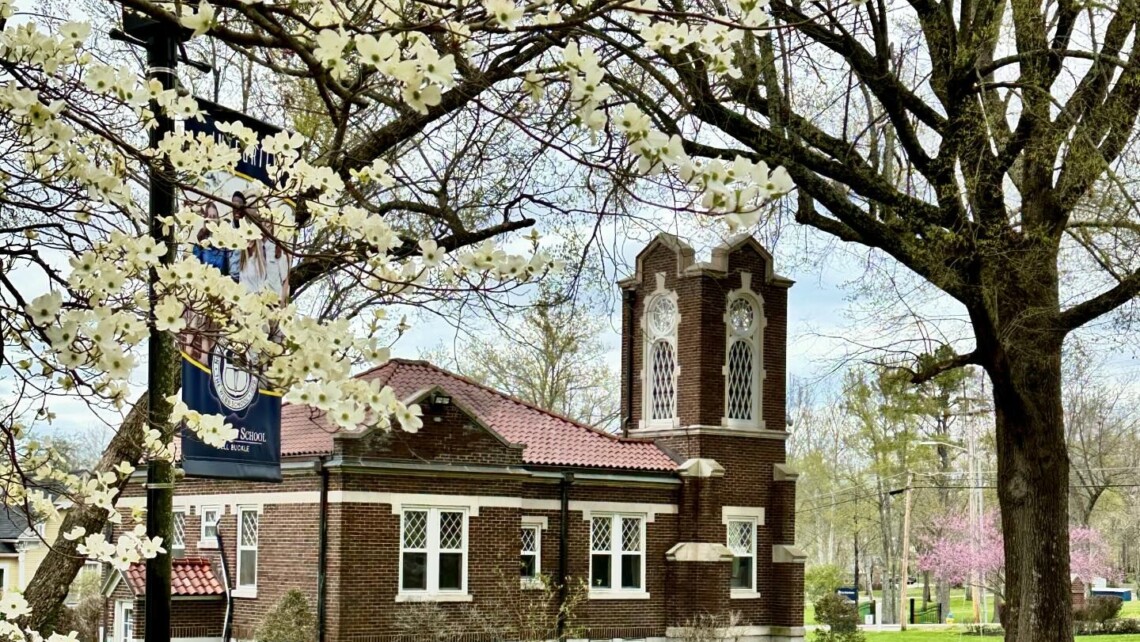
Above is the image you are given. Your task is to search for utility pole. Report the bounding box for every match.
[898,472,914,630]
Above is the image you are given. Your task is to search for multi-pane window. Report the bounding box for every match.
[119,603,133,642]
[237,508,258,589]
[725,294,761,424]
[727,519,756,591]
[589,515,644,591]
[520,525,540,579]
[172,511,186,557]
[401,508,467,594]
[644,293,678,424]
[201,506,221,542]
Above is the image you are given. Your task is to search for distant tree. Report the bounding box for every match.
[918,513,1117,600]
[256,590,316,642]
[427,291,619,430]
[806,564,846,603]
[1064,351,1140,525]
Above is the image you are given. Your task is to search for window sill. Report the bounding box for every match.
[588,590,651,600]
[232,587,257,599]
[520,578,545,591]
[196,540,218,549]
[731,589,761,600]
[395,592,473,603]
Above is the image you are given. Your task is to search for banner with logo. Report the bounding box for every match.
[179,99,289,483]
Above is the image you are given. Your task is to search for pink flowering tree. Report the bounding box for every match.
[918,511,1007,597]
[918,512,1118,600]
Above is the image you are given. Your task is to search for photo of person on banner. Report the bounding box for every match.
[230,190,290,304]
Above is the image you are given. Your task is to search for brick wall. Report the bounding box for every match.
[618,235,803,629]
[337,402,525,467]
[620,237,789,433]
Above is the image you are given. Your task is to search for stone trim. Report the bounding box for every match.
[634,426,790,440]
[665,542,734,562]
[773,464,800,482]
[722,506,765,525]
[123,492,679,523]
[678,458,725,478]
[772,544,807,564]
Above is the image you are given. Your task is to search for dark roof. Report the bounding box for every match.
[0,508,31,541]
[279,359,678,472]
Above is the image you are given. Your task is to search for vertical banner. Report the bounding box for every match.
[179,99,289,482]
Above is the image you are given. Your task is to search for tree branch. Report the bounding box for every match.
[1059,269,1140,331]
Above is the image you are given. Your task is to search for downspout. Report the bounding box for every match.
[557,472,574,638]
[215,532,233,642]
[318,457,329,642]
[622,289,636,438]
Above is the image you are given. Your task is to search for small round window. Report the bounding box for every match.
[648,296,678,338]
[729,297,755,334]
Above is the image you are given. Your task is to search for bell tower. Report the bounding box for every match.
[618,234,805,639]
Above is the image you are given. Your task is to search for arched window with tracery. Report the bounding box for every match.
[643,290,678,426]
[724,291,763,426]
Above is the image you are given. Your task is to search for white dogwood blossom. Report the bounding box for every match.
[0,0,804,632]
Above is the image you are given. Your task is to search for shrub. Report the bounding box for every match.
[812,594,864,642]
[805,565,845,603]
[257,590,316,642]
[1075,596,1123,623]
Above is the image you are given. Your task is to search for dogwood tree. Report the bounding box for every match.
[7,0,804,628]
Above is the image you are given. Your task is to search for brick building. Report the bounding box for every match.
[102,234,805,642]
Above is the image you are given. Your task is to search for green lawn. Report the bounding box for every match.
[863,634,1140,642]
[807,587,1140,624]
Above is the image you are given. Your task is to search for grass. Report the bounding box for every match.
[806,586,1140,624]
[862,634,1140,642]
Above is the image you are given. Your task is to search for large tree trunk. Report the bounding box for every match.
[987,333,1072,641]
[19,391,150,631]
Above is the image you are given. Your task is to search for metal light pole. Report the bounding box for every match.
[115,12,190,642]
[143,26,177,642]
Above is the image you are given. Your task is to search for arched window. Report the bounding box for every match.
[643,291,678,425]
[725,292,763,425]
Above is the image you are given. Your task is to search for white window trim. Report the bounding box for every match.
[397,507,470,601]
[722,274,766,430]
[520,518,544,589]
[726,514,760,599]
[198,505,221,549]
[234,505,259,598]
[588,514,649,600]
[115,599,134,642]
[641,275,680,430]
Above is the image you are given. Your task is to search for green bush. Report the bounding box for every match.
[1075,596,1123,623]
[812,594,864,642]
[805,565,845,603]
[257,590,316,642]
[1074,618,1140,635]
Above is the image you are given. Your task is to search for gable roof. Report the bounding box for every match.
[280,359,678,472]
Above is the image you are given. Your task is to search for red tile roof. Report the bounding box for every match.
[280,359,678,472]
[124,557,225,596]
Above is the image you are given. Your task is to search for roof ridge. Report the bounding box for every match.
[387,359,634,443]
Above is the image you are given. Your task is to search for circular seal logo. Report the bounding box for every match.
[210,343,258,412]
